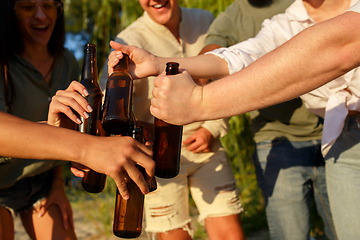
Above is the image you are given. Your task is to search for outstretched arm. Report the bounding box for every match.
[108,41,229,80]
[150,11,360,125]
[0,111,154,199]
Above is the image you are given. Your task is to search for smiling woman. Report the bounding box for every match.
[0,0,79,239]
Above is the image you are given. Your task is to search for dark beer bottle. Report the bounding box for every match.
[102,54,133,135]
[78,44,107,193]
[113,125,146,238]
[153,62,183,178]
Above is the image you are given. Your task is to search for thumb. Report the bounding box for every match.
[110,40,131,56]
[37,202,47,218]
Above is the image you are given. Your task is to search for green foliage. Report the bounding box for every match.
[220,114,267,234]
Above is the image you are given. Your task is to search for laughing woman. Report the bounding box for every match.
[0,0,79,239]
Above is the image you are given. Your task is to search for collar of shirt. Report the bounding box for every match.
[286,0,312,22]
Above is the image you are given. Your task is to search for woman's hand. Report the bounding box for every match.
[82,135,155,199]
[48,81,92,128]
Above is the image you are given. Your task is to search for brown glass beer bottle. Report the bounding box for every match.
[113,125,146,238]
[153,62,183,178]
[78,44,107,193]
[102,54,133,135]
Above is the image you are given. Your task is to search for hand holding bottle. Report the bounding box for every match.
[108,40,163,79]
[48,80,92,128]
[151,70,203,126]
[48,81,155,199]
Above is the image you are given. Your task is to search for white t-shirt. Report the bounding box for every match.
[207,0,359,156]
[348,0,360,12]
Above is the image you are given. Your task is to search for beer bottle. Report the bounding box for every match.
[113,125,146,238]
[102,54,133,135]
[153,62,183,178]
[78,44,107,193]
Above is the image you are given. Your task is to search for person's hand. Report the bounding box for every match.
[108,41,162,79]
[183,127,214,153]
[82,135,154,200]
[70,162,89,178]
[37,179,74,230]
[150,70,203,125]
[48,81,92,128]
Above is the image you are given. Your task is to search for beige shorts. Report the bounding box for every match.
[144,147,243,235]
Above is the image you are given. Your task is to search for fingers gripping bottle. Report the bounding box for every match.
[78,44,107,193]
[153,62,183,178]
[102,54,133,135]
[113,125,146,239]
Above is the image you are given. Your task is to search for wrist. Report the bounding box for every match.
[192,85,206,122]
[156,57,167,75]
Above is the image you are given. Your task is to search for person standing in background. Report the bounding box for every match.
[108,0,360,237]
[100,0,245,239]
[200,0,336,239]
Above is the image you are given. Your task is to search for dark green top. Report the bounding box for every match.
[0,49,79,188]
[205,0,323,143]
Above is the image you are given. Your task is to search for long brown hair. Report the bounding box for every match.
[0,0,65,110]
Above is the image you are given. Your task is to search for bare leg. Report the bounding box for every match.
[20,205,76,240]
[0,206,14,240]
[205,214,246,240]
[157,223,192,240]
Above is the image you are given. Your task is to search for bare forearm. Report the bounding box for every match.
[158,54,229,79]
[0,111,86,163]
[200,11,360,120]
[109,41,229,80]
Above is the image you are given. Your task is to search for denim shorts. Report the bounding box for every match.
[0,170,53,213]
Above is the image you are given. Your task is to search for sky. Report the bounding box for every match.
[64,32,88,60]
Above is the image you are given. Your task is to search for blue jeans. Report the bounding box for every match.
[325,115,360,240]
[253,139,337,240]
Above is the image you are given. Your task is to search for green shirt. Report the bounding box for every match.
[0,49,79,188]
[205,0,323,143]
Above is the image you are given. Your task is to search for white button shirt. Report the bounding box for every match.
[208,0,359,156]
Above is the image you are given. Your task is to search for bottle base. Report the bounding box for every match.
[113,230,141,238]
[81,183,106,193]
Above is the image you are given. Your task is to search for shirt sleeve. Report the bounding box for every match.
[204,7,237,48]
[206,16,287,75]
[201,118,229,139]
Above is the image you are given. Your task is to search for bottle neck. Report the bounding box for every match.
[82,44,98,85]
[165,62,179,75]
[114,54,130,73]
